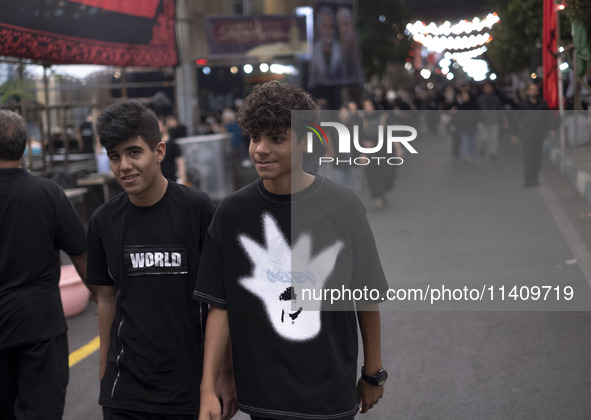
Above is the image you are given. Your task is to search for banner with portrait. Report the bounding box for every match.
[308,0,363,88]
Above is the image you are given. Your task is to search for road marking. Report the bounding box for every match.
[69,336,100,368]
[539,179,591,287]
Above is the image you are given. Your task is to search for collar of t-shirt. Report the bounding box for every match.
[256,175,324,204]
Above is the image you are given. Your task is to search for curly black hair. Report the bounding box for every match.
[237,81,318,141]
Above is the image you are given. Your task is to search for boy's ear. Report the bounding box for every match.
[156,141,166,163]
[296,135,308,151]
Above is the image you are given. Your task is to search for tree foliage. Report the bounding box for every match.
[487,0,544,74]
[565,0,591,31]
[357,0,412,77]
[487,0,590,74]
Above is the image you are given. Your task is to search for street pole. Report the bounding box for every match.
[43,65,53,171]
[174,0,197,136]
[556,2,566,174]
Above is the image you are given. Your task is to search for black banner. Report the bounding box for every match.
[0,0,177,66]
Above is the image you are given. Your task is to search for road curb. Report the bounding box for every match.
[545,142,591,205]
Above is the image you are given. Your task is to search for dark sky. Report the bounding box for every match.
[404,0,494,23]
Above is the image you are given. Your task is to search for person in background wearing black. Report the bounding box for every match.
[159,117,187,184]
[476,82,504,160]
[78,109,99,154]
[512,82,551,188]
[0,109,87,420]
[451,90,480,163]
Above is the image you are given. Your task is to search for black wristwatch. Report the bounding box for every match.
[361,366,388,386]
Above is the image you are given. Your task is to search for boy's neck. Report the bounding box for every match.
[263,171,315,195]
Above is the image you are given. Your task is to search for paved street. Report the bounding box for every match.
[65,128,591,420]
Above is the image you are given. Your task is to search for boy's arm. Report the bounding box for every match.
[69,253,100,302]
[356,303,385,414]
[200,306,231,420]
[96,285,117,380]
[216,338,237,420]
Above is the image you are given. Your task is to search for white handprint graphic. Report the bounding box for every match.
[238,213,343,342]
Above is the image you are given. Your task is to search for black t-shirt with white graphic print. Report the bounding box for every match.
[194,176,388,420]
[86,181,215,415]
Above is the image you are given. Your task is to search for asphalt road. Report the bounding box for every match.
[65,128,591,420]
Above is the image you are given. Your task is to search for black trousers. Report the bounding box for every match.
[0,333,69,420]
[522,135,544,185]
[103,407,199,420]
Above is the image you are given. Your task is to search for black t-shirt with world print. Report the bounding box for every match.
[86,181,215,415]
[194,176,388,420]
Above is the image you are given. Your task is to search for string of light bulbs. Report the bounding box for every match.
[406,13,500,37]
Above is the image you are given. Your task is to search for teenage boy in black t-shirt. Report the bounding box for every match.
[0,110,87,420]
[195,82,389,420]
[87,100,236,419]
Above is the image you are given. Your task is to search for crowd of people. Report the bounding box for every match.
[311,79,554,197]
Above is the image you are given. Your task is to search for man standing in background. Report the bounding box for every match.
[0,109,87,419]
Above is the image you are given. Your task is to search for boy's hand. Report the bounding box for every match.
[216,367,237,420]
[199,390,222,420]
[357,378,384,413]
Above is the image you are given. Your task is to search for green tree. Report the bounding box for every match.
[487,0,589,75]
[357,0,412,78]
[487,0,545,74]
[0,78,35,106]
[565,0,591,33]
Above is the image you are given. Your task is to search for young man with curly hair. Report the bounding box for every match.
[194,81,389,420]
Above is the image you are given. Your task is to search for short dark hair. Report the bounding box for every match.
[0,110,27,161]
[237,81,318,141]
[96,100,161,152]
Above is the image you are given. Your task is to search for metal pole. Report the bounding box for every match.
[43,65,53,170]
[17,61,33,171]
[556,3,566,174]
[175,0,197,135]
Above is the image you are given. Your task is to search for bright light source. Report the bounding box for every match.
[404,62,413,71]
[457,58,488,81]
[446,72,455,80]
[230,66,238,74]
[379,15,386,23]
[420,69,431,79]
[260,63,269,72]
[243,64,253,74]
[559,62,569,70]
[269,64,298,75]
[559,46,565,52]
[490,73,497,80]
[531,72,538,79]
[203,67,211,75]
[439,58,451,68]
